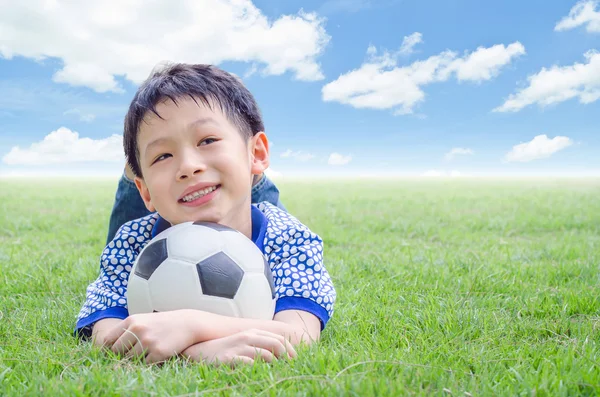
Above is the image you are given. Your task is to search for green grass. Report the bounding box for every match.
[1,177,600,396]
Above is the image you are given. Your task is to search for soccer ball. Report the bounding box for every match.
[126,221,276,320]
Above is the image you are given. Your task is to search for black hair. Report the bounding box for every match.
[123,63,264,177]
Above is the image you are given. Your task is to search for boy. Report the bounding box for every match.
[75,63,336,366]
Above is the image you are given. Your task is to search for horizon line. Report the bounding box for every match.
[2,172,600,180]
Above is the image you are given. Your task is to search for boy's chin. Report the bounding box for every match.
[166,213,223,226]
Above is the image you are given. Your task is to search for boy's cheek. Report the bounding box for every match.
[144,200,157,213]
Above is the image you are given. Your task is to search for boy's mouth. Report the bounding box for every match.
[179,184,221,203]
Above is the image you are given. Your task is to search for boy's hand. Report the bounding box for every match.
[103,310,198,363]
[181,329,297,367]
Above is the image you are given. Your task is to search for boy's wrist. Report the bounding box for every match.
[187,309,222,344]
[186,309,270,344]
[185,308,304,345]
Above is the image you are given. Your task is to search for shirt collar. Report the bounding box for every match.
[151,205,268,252]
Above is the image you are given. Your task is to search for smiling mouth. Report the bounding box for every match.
[179,185,220,203]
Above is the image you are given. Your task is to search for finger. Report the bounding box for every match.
[245,330,297,358]
[249,329,286,343]
[146,347,178,365]
[102,322,128,348]
[230,356,254,368]
[145,352,168,365]
[281,337,297,359]
[111,328,142,356]
[180,344,198,359]
[247,333,296,359]
[240,346,275,363]
[124,341,147,360]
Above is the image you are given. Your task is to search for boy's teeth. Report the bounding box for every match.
[182,186,217,202]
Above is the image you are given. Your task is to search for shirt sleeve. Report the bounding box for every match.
[75,215,156,338]
[266,225,336,330]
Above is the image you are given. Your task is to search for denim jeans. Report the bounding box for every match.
[105,173,286,244]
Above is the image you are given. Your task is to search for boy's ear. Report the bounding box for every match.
[249,131,270,175]
[134,177,156,212]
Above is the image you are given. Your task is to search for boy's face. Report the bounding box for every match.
[133,97,269,231]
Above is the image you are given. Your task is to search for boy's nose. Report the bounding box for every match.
[176,155,207,180]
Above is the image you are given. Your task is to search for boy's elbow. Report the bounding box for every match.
[273,310,322,346]
[296,327,321,346]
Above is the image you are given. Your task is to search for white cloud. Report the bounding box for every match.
[322,40,524,115]
[555,0,600,33]
[0,1,330,93]
[494,50,600,112]
[244,63,259,79]
[504,134,573,163]
[264,167,282,179]
[280,149,315,162]
[2,127,123,165]
[64,108,96,122]
[449,43,526,82]
[328,152,352,165]
[444,147,474,161]
[399,32,422,55]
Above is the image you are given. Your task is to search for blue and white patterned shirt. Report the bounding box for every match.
[76,202,336,337]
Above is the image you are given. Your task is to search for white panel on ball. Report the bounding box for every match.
[192,295,240,317]
[166,223,223,263]
[126,274,154,315]
[234,274,275,320]
[220,231,266,273]
[148,258,203,312]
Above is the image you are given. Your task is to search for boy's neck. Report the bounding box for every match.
[227,204,252,240]
[152,203,262,244]
[154,202,254,240]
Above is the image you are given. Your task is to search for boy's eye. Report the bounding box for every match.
[152,153,171,164]
[198,138,217,146]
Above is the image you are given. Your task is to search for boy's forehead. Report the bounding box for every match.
[136,96,241,148]
[143,96,222,123]
[138,98,229,138]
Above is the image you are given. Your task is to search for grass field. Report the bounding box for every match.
[1,177,599,396]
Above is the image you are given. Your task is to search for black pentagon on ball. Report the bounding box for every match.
[193,221,236,232]
[134,238,168,280]
[263,256,276,299]
[196,252,244,299]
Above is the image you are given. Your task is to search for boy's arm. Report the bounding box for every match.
[91,318,124,347]
[102,308,319,360]
[190,308,321,345]
[274,309,322,343]
[96,295,324,363]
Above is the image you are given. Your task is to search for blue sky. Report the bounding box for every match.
[0,0,598,177]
